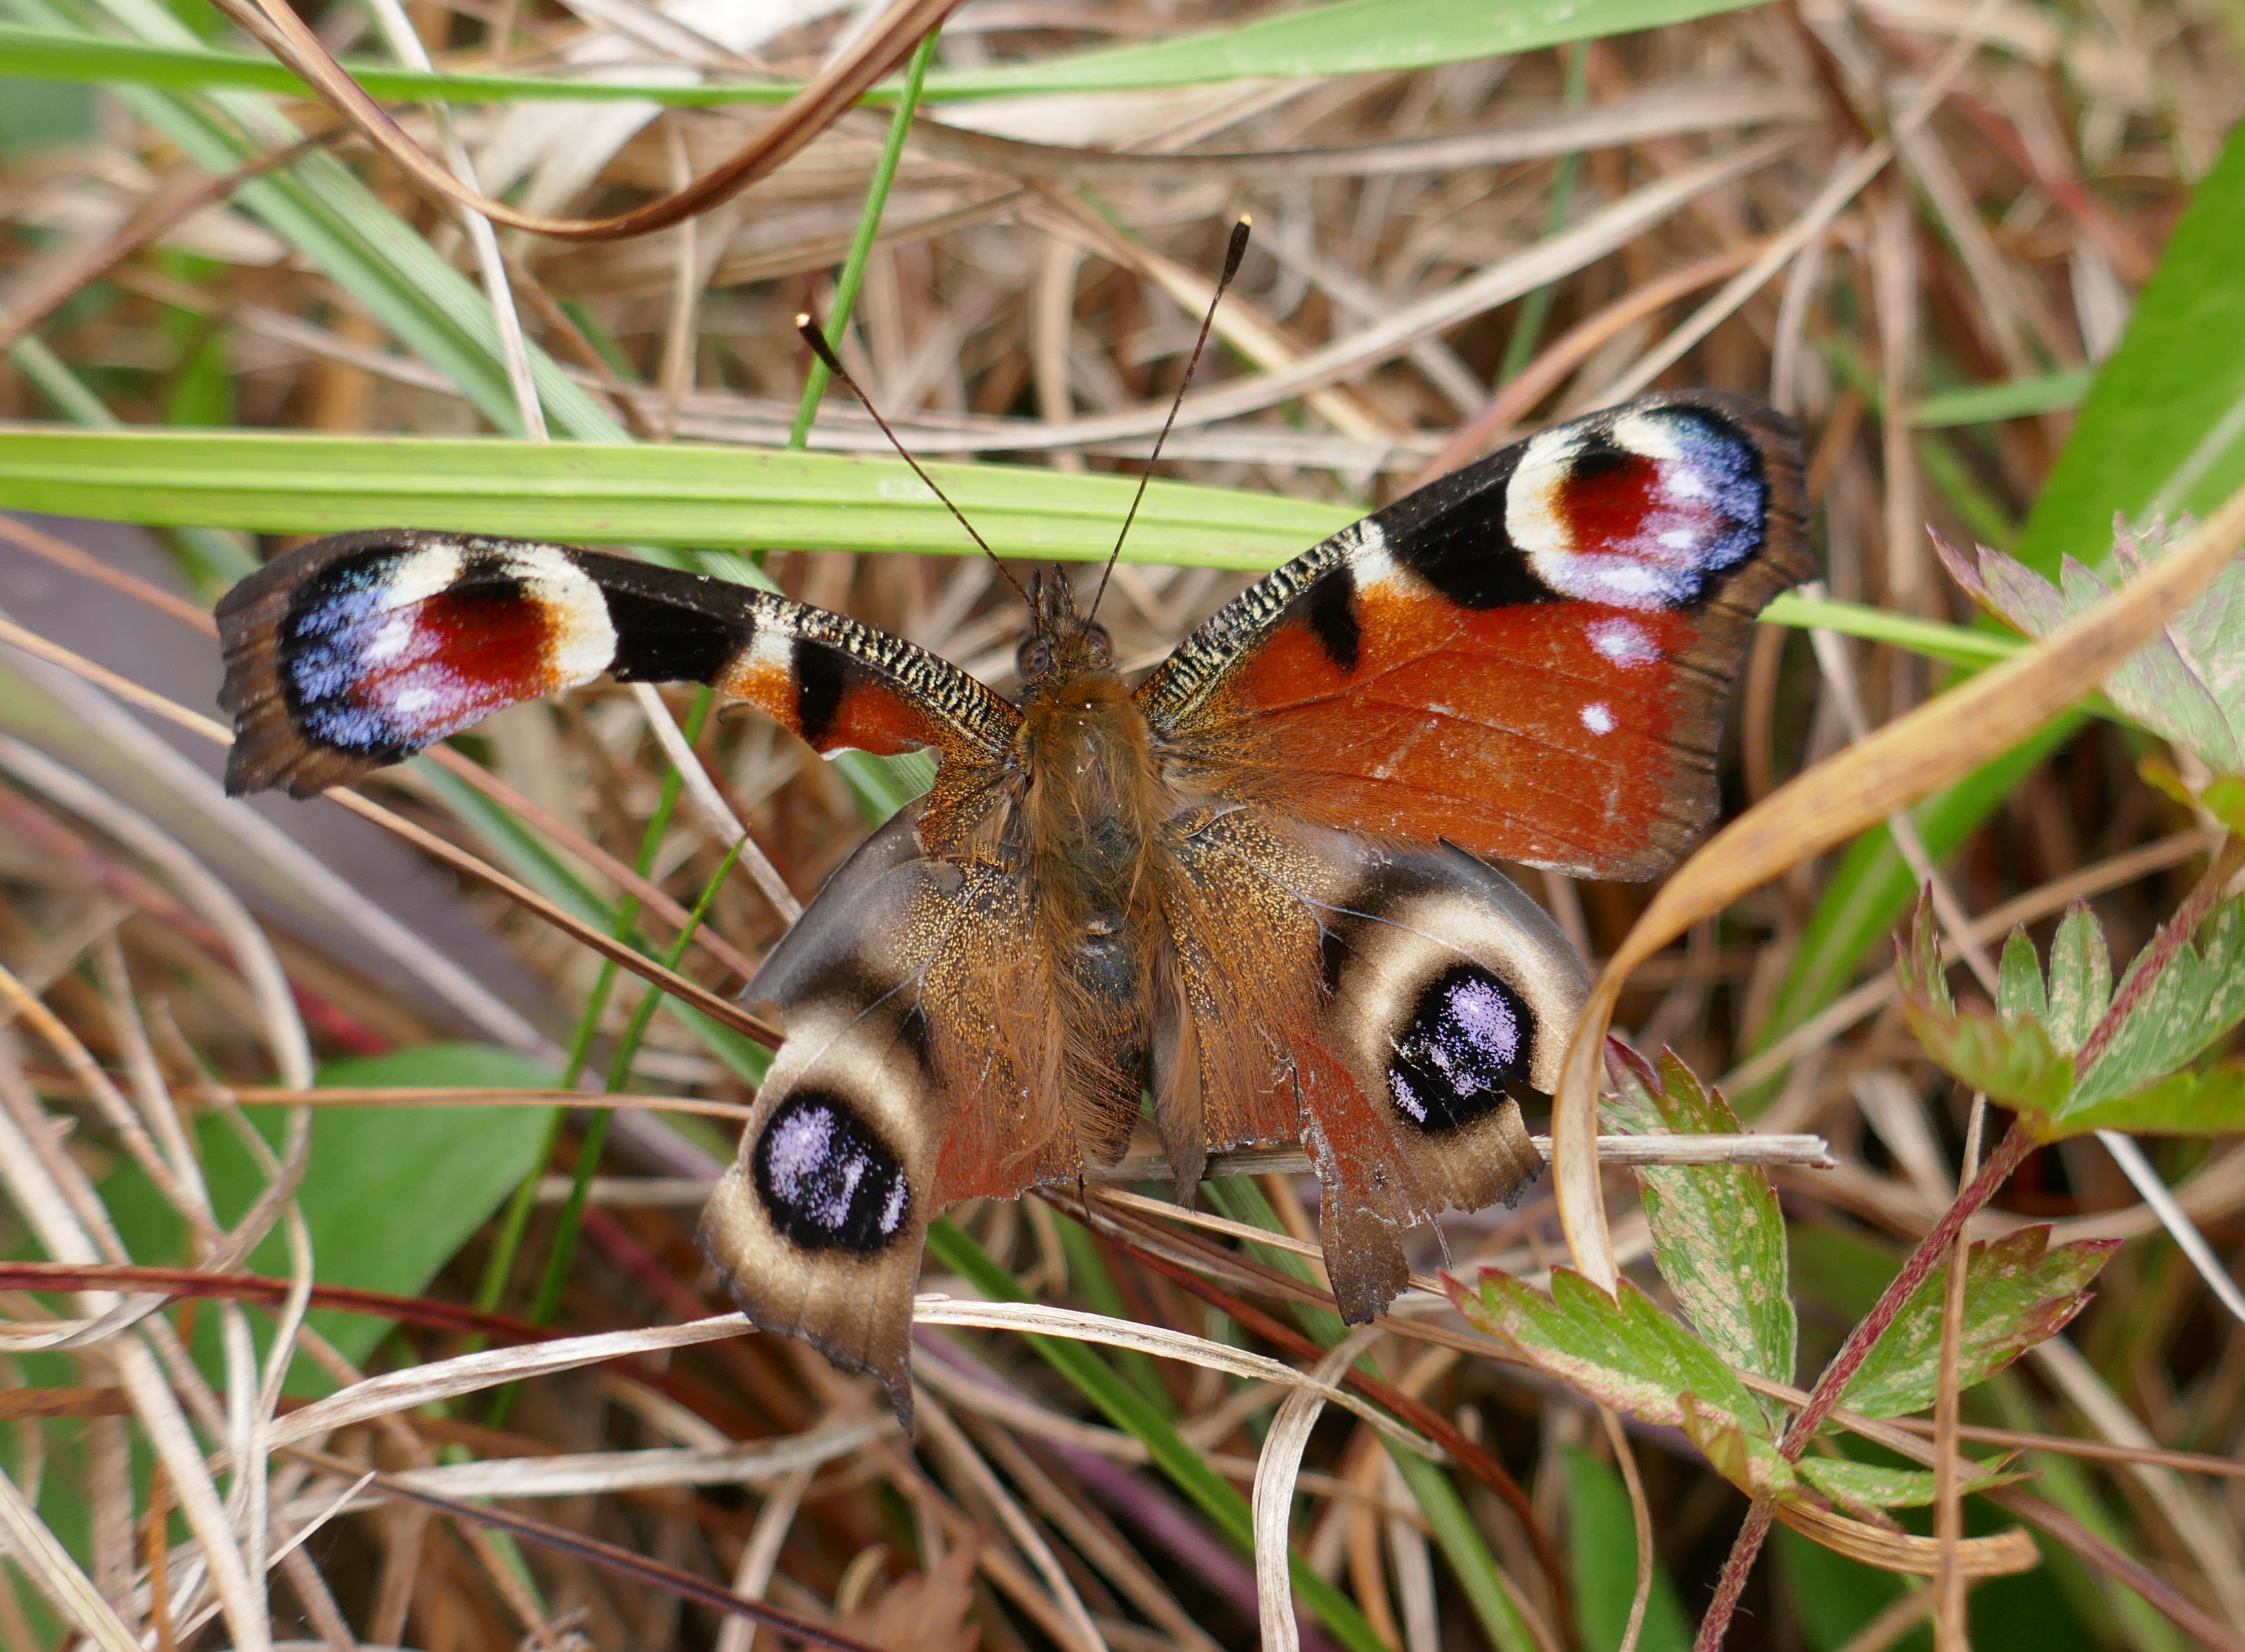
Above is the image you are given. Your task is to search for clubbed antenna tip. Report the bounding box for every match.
[1088,215,1254,624]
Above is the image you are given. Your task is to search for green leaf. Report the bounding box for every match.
[1898,994,2076,1113]
[0,428,1351,566]
[1451,1270,1768,1440]
[1795,1454,2025,1512]
[2076,899,2245,1105]
[1910,369,2095,428]
[1676,1393,1795,1497]
[2019,124,2245,561]
[1563,1446,1694,1652]
[1894,892,2074,1115]
[1605,1049,1795,1392]
[1838,1228,2118,1418]
[1999,928,2049,1024]
[2056,1061,2245,1135]
[100,1043,554,1387]
[2046,899,2113,1055]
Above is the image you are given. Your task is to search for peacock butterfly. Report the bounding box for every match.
[216,343,1809,1423]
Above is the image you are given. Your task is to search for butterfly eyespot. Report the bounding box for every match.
[1385,964,1535,1134]
[751,1090,911,1254]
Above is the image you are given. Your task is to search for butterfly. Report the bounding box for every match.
[215,389,1809,1424]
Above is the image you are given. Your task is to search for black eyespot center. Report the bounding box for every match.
[751,1090,912,1254]
[1386,963,1536,1134]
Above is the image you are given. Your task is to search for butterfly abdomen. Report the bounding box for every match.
[1017,665,1173,1160]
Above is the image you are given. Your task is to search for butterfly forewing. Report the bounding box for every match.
[216,529,1016,801]
[1138,392,1810,879]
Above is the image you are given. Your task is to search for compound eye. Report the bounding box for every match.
[1084,626,1113,668]
[1017,637,1055,680]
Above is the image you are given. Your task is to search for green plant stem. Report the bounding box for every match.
[1496,42,1588,384]
[789,25,939,449]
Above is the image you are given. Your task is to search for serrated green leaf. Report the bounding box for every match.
[2046,900,2113,1054]
[2055,1061,2245,1135]
[2076,899,2245,1105]
[1897,995,2076,1114]
[1606,1050,1795,1394]
[1450,1270,1768,1440]
[2201,774,2245,834]
[1894,890,1954,1015]
[1998,929,2049,1024]
[1838,1228,2118,1418]
[1795,1455,2025,1512]
[1677,1392,1796,1497]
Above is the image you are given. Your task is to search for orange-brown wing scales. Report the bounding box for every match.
[1189,599,1711,873]
[704,813,1076,1424]
[1140,392,1810,881]
[216,530,1017,797]
[1153,812,1586,1318]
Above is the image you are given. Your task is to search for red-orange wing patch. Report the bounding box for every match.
[1137,392,1810,880]
[216,530,1018,798]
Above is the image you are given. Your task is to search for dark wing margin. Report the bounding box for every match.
[1135,391,1812,880]
[216,529,1019,797]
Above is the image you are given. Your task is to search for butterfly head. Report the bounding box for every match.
[1016,567,1114,687]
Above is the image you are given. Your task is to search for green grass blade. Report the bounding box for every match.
[1761,593,2020,667]
[1910,369,2094,428]
[5,0,1782,109]
[0,428,1353,564]
[915,0,1773,97]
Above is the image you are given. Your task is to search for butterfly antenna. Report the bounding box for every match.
[795,314,1031,608]
[1087,214,1252,626]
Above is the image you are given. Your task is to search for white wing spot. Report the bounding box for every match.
[1586,617,1659,667]
[1581,702,1615,735]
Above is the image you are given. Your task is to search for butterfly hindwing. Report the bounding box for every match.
[704,805,1084,1421]
[217,529,1017,798]
[1152,812,1585,1318]
[1137,392,1810,879]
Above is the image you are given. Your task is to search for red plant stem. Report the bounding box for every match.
[1693,1121,2037,1648]
[2076,835,2245,1072]
[1693,1501,1775,1652]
